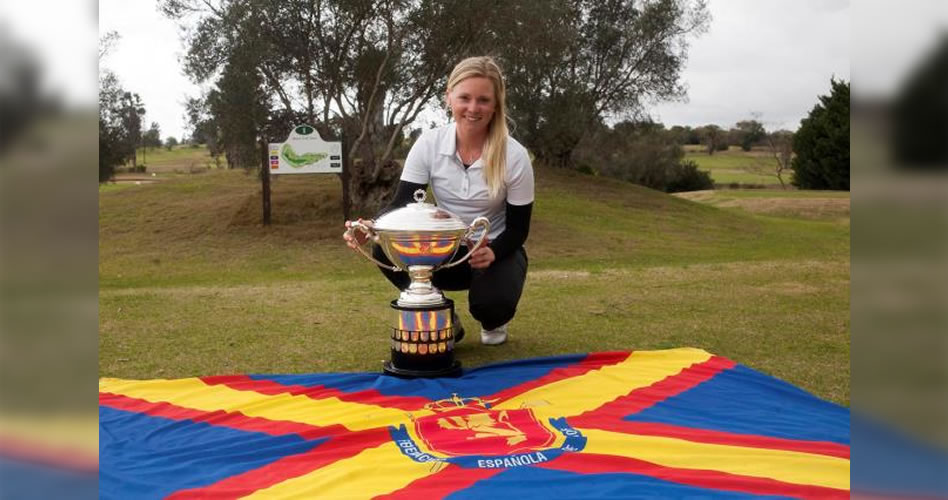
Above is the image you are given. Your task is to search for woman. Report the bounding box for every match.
[344,56,534,346]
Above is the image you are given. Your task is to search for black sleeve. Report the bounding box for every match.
[375,180,428,219]
[488,202,533,261]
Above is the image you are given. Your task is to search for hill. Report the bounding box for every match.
[99,162,849,404]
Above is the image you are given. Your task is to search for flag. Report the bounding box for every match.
[99,348,849,499]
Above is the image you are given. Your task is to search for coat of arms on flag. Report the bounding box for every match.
[99,348,850,498]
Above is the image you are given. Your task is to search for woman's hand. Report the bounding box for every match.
[469,242,495,269]
[343,219,374,249]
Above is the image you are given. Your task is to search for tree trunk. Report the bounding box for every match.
[344,158,400,218]
[340,117,402,219]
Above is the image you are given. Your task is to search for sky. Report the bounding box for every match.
[6,0,948,141]
[93,0,850,140]
[88,0,948,142]
[98,0,202,141]
[649,0,849,132]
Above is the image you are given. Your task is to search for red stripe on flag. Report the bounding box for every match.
[166,427,392,499]
[568,418,850,459]
[486,352,633,405]
[576,355,735,420]
[200,375,431,411]
[540,452,849,499]
[99,392,345,440]
[373,464,501,500]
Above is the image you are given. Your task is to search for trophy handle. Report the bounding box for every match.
[441,217,490,269]
[345,220,400,271]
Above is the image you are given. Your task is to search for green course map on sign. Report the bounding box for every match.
[281,143,328,168]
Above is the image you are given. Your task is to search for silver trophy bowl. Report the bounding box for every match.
[346,190,489,306]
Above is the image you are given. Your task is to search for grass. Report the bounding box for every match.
[99,153,850,405]
[117,145,220,176]
[684,145,788,185]
[674,189,850,222]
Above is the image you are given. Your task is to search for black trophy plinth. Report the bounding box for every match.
[383,298,462,378]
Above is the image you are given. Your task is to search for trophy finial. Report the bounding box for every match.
[413,189,427,203]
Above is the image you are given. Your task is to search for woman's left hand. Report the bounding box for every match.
[469,245,495,269]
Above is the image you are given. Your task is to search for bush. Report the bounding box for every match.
[572,121,713,192]
[575,164,598,175]
[665,160,713,193]
[792,79,849,190]
[573,120,685,191]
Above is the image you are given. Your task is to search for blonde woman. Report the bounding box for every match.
[344,56,534,346]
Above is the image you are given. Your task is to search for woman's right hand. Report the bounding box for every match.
[343,218,375,249]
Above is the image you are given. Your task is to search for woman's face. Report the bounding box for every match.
[446,76,496,136]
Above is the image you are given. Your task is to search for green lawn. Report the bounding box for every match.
[99,158,849,404]
[675,189,850,222]
[684,145,789,186]
[120,145,220,175]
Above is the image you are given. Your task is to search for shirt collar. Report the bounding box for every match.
[438,122,457,156]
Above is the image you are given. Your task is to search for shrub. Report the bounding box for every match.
[665,160,713,193]
[575,164,598,175]
[573,120,685,191]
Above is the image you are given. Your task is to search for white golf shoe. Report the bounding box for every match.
[480,323,508,345]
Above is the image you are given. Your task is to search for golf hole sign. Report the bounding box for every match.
[269,125,342,174]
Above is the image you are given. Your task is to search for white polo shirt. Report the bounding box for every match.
[401,123,534,240]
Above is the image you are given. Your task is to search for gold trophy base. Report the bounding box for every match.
[383,299,462,378]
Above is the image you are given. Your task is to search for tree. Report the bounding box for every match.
[99,71,127,182]
[668,125,701,145]
[99,31,121,60]
[499,0,710,168]
[699,124,726,154]
[118,91,146,167]
[206,51,269,169]
[764,130,793,189]
[100,34,129,182]
[792,78,849,190]
[143,122,162,149]
[163,0,496,217]
[165,136,179,150]
[184,96,222,156]
[99,70,147,180]
[734,119,766,151]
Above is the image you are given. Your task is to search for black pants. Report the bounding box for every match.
[373,244,528,331]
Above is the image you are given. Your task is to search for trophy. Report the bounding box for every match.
[346,190,489,377]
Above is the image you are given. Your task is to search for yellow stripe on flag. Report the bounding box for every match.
[494,348,712,419]
[99,378,427,431]
[243,441,436,499]
[577,428,849,491]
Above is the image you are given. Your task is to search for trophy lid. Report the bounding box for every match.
[374,190,468,232]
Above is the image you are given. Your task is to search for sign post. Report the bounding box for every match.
[260,137,271,225]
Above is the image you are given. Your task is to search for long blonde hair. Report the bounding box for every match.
[446,56,508,199]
